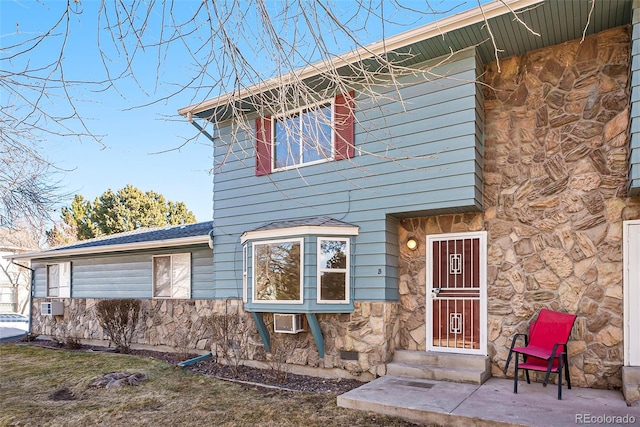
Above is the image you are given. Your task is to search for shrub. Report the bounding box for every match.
[206,310,250,375]
[95,299,141,353]
[65,335,83,350]
[266,330,307,384]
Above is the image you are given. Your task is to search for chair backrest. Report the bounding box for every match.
[528,309,577,351]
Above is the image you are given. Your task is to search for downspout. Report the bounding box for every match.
[11,260,34,337]
[188,114,219,299]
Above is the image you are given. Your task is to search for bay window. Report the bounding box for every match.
[253,238,303,303]
[317,238,349,303]
[241,217,358,311]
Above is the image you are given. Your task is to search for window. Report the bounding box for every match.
[274,102,333,170]
[317,238,349,303]
[253,238,303,303]
[241,217,359,309]
[153,253,191,299]
[256,91,355,175]
[47,262,70,298]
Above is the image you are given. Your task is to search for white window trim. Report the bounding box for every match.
[241,225,358,244]
[252,237,304,304]
[317,237,350,304]
[46,262,71,298]
[152,253,192,299]
[271,98,335,172]
[242,244,248,303]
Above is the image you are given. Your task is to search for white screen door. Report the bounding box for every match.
[624,221,640,366]
[427,232,487,355]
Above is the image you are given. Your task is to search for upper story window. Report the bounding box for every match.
[47,262,71,298]
[317,238,349,303]
[274,102,333,170]
[253,238,303,303]
[153,253,191,299]
[255,91,355,175]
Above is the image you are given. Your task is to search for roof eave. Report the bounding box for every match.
[177,0,544,118]
[241,225,360,243]
[4,235,211,262]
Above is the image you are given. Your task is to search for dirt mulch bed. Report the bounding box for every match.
[3,337,365,395]
[185,358,364,394]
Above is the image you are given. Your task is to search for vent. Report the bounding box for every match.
[41,301,64,316]
[340,350,359,360]
[273,313,305,334]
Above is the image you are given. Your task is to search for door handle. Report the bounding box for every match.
[431,288,441,298]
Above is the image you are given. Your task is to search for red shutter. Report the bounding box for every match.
[255,116,272,176]
[334,91,355,160]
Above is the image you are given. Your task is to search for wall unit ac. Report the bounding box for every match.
[41,301,64,316]
[273,313,305,334]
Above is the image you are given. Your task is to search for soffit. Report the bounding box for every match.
[180,0,632,122]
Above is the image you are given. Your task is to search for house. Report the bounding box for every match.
[177,0,640,402]
[7,222,218,350]
[0,227,38,315]
[0,246,28,315]
[9,0,640,404]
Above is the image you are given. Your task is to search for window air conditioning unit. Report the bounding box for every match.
[273,313,305,334]
[41,301,64,316]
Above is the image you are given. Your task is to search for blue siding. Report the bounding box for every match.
[31,246,214,299]
[211,48,483,304]
[630,6,640,195]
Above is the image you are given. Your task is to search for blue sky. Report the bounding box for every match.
[1,0,487,224]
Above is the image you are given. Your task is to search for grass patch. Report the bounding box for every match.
[0,344,417,426]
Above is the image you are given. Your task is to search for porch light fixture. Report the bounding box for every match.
[406,238,418,251]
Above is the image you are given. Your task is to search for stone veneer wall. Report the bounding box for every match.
[398,25,640,390]
[31,297,398,378]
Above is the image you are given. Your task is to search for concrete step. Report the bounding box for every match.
[392,350,490,370]
[622,366,640,405]
[387,350,491,384]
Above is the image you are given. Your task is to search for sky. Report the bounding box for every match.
[1,0,489,224]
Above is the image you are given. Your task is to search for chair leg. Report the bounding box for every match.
[542,357,554,387]
[525,370,531,384]
[564,353,571,389]
[514,353,519,394]
[558,355,563,400]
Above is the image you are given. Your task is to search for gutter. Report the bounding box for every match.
[5,235,210,262]
[177,0,543,117]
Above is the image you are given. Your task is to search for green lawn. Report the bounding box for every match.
[0,344,416,427]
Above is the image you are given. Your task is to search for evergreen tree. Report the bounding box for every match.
[54,184,197,241]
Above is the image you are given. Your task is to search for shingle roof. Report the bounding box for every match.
[248,216,356,232]
[5,221,214,261]
[51,221,214,251]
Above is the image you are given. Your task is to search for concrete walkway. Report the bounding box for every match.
[338,375,640,426]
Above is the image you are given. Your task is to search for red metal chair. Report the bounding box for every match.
[504,309,577,400]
